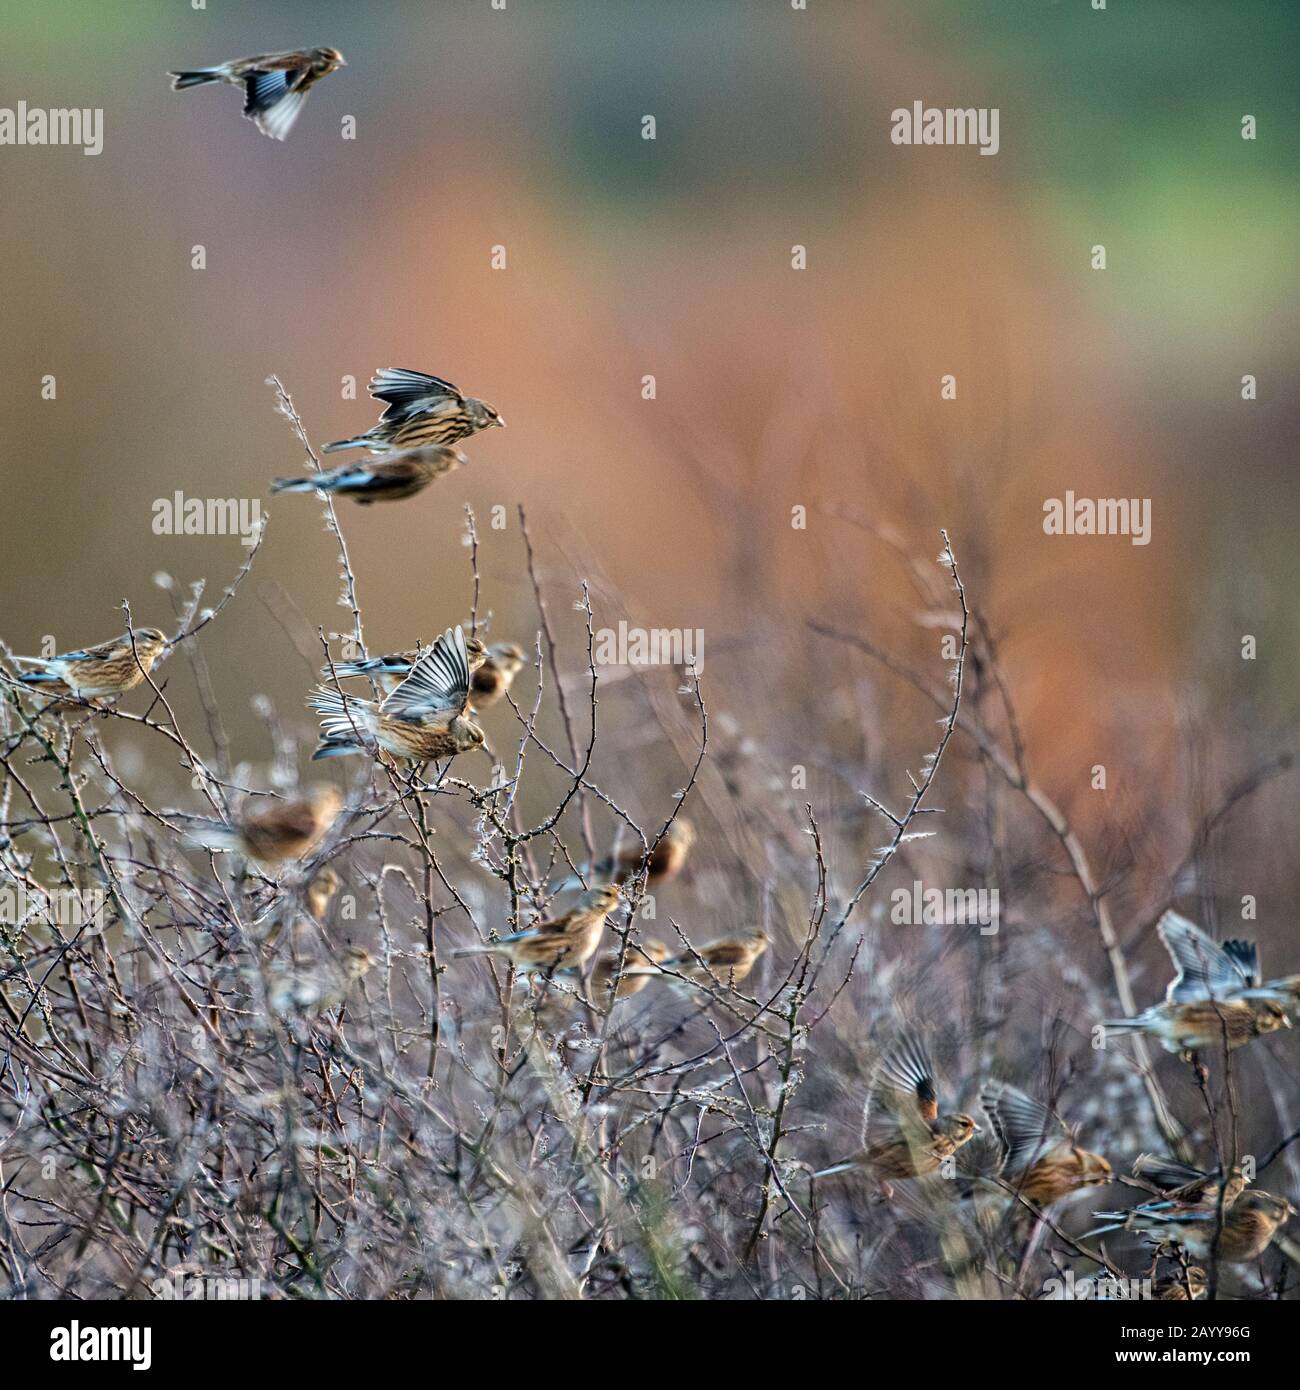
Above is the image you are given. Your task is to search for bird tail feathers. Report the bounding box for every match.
[171,69,222,90]
[321,435,372,454]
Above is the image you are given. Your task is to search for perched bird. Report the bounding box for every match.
[599,819,696,886]
[587,939,670,1000]
[170,47,346,141]
[451,885,621,975]
[13,628,167,701]
[307,866,340,921]
[326,635,487,698]
[270,445,468,505]
[322,369,504,454]
[1087,1191,1294,1264]
[308,627,485,762]
[979,1079,1111,1207]
[1101,996,1289,1057]
[183,785,342,868]
[815,1032,979,1193]
[1131,1154,1249,1215]
[1158,911,1259,1004]
[470,643,527,712]
[626,928,768,993]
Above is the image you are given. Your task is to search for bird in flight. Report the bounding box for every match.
[170,47,346,141]
[322,369,505,454]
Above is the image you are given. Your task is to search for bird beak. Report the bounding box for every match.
[338,57,348,66]
[494,416,506,428]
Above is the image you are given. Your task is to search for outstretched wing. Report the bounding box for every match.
[980,1079,1067,1175]
[369,368,464,422]
[1159,911,1255,1003]
[875,1031,940,1125]
[1132,1153,1211,1194]
[382,627,470,722]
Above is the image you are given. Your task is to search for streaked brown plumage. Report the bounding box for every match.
[979,1079,1111,1207]
[1156,910,1300,1021]
[627,927,767,993]
[170,47,346,141]
[322,369,504,455]
[184,785,342,868]
[1090,1191,1294,1263]
[1132,1155,1249,1214]
[816,1032,979,1191]
[271,445,467,505]
[1102,996,1289,1056]
[309,626,484,762]
[14,628,167,701]
[451,885,621,974]
[469,643,527,711]
[1101,911,1293,1055]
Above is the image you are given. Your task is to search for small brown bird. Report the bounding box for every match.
[627,927,768,993]
[307,866,340,921]
[451,885,621,975]
[270,445,468,505]
[470,643,527,711]
[979,1079,1111,1207]
[326,635,487,697]
[308,626,485,762]
[184,785,342,868]
[1158,911,1259,1003]
[1089,1191,1294,1264]
[1102,996,1289,1057]
[815,1032,979,1193]
[1132,1155,1249,1215]
[14,628,167,701]
[587,940,670,1000]
[597,819,696,887]
[170,47,346,141]
[322,369,504,454]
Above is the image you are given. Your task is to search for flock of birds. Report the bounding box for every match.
[1,44,1291,1296]
[810,911,1298,1293]
[5,360,1295,1280]
[11,548,1294,1289]
[2,372,761,1004]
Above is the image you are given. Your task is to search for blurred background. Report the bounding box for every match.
[2,0,1299,1001]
